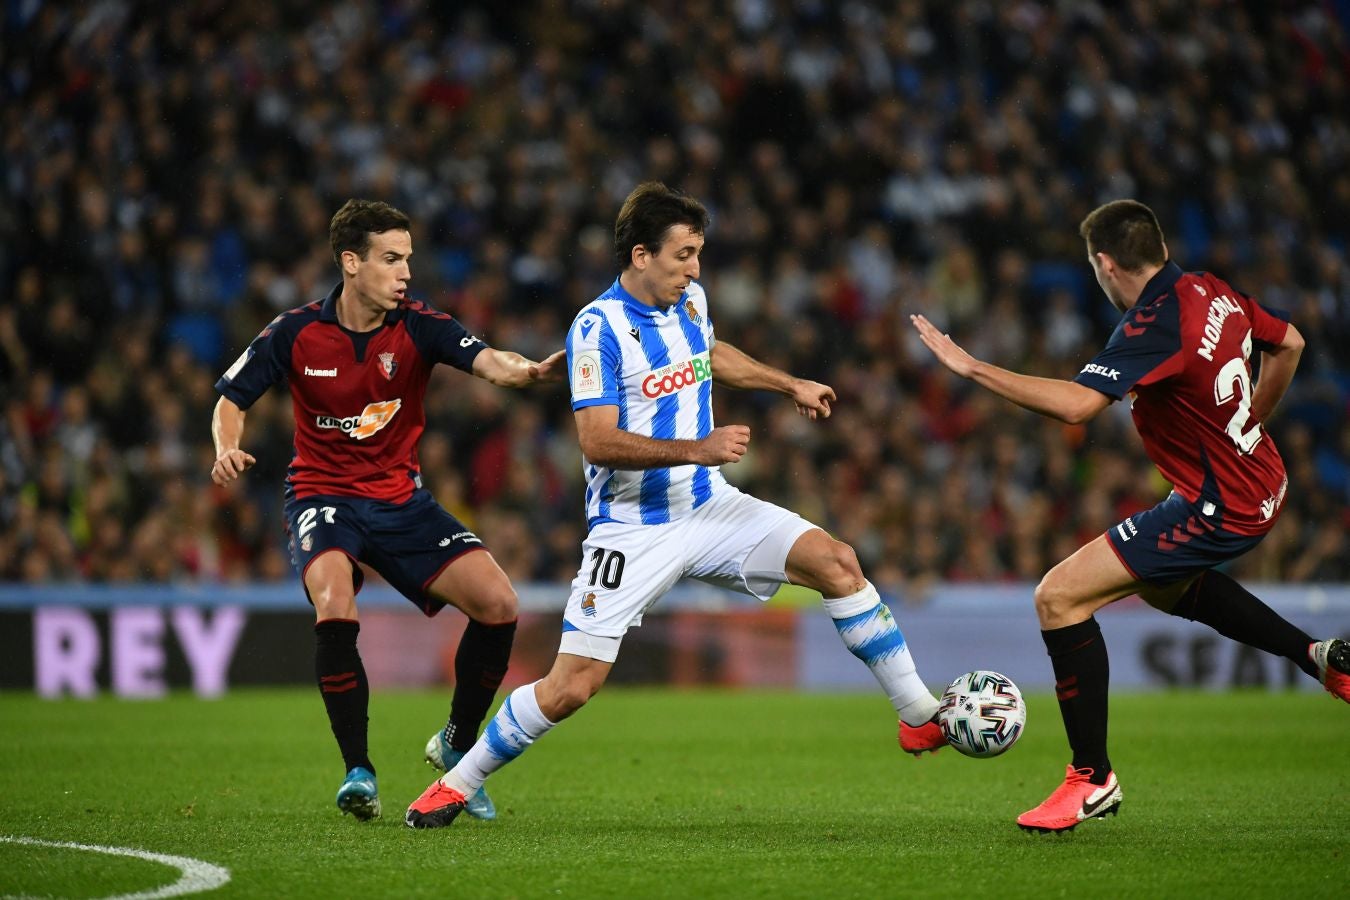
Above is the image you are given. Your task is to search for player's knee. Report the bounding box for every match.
[473,584,518,625]
[311,585,356,620]
[816,539,865,597]
[545,674,601,720]
[1032,576,1071,625]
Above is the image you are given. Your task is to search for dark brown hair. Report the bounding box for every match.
[1078,199,1166,271]
[614,182,710,270]
[329,199,411,265]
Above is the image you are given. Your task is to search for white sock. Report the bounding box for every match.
[440,681,556,794]
[823,582,938,726]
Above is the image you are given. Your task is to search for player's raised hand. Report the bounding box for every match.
[526,349,567,383]
[212,448,256,486]
[696,424,751,465]
[790,379,835,419]
[910,314,979,378]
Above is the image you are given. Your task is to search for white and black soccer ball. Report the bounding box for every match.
[938,670,1026,758]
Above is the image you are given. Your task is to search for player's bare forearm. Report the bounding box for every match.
[967,362,1110,425]
[710,342,834,418]
[911,313,1107,424]
[1250,323,1304,422]
[580,427,708,469]
[575,405,749,467]
[211,397,256,485]
[473,348,566,388]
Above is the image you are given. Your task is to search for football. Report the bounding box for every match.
[938,670,1026,758]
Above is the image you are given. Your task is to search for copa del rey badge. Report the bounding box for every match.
[573,351,600,393]
[379,351,398,380]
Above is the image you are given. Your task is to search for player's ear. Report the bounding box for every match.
[630,244,648,272]
[341,249,361,276]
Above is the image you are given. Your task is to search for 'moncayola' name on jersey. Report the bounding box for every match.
[1196,294,1245,362]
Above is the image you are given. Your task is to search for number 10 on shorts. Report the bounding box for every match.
[588,549,625,589]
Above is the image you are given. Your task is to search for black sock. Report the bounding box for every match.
[1171,571,1317,678]
[314,619,373,775]
[444,619,517,752]
[1042,617,1111,784]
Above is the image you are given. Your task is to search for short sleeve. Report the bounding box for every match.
[567,308,623,410]
[400,301,489,372]
[216,316,292,410]
[1243,296,1290,354]
[1073,296,1184,399]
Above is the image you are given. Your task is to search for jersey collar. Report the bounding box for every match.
[319,283,342,321]
[610,276,682,319]
[1136,261,1184,308]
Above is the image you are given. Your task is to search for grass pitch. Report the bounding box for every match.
[1,688,1345,899]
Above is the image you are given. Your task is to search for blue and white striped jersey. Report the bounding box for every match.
[566,277,728,528]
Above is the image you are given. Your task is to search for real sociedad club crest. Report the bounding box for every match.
[684,299,702,325]
[379,352,398,380]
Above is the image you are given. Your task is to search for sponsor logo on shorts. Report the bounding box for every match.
[1116,517,1137,543]
[449,531,481,545]
[642,352,711,398]
[582,592,597,617]
[315,399,402,440]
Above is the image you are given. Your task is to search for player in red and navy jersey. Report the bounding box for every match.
[912,199,1348,833]
[211,199,563,822]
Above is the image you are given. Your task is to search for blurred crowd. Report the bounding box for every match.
[3,0,1349,596]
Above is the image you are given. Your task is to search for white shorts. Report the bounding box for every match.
[560,489,817,660]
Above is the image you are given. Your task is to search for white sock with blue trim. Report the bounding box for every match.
[824,582,938,726]
[439,681,556,794]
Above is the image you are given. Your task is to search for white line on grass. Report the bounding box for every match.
[0,835,230,899]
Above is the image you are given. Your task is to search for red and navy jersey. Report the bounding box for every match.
[215,284,488,504]
[1073,262,1290,535]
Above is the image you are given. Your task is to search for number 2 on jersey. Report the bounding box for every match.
[1213,331,1263,455]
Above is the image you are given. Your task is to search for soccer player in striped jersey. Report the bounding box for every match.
[911,199,1348,834]
[212,199,563,822]
[406,182,944,828]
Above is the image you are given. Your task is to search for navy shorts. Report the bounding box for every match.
[285,489,486,616]
[1105,491,1267,587]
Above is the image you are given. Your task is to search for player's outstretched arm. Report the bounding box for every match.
[910,314,1110,425]
[472,348,566,388]
[1249,321,1304,423]
[709,342,834,419]
[211,396,256,485]
[575,405,749,469]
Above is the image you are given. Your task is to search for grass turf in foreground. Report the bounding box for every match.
[0,688,1345,899]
